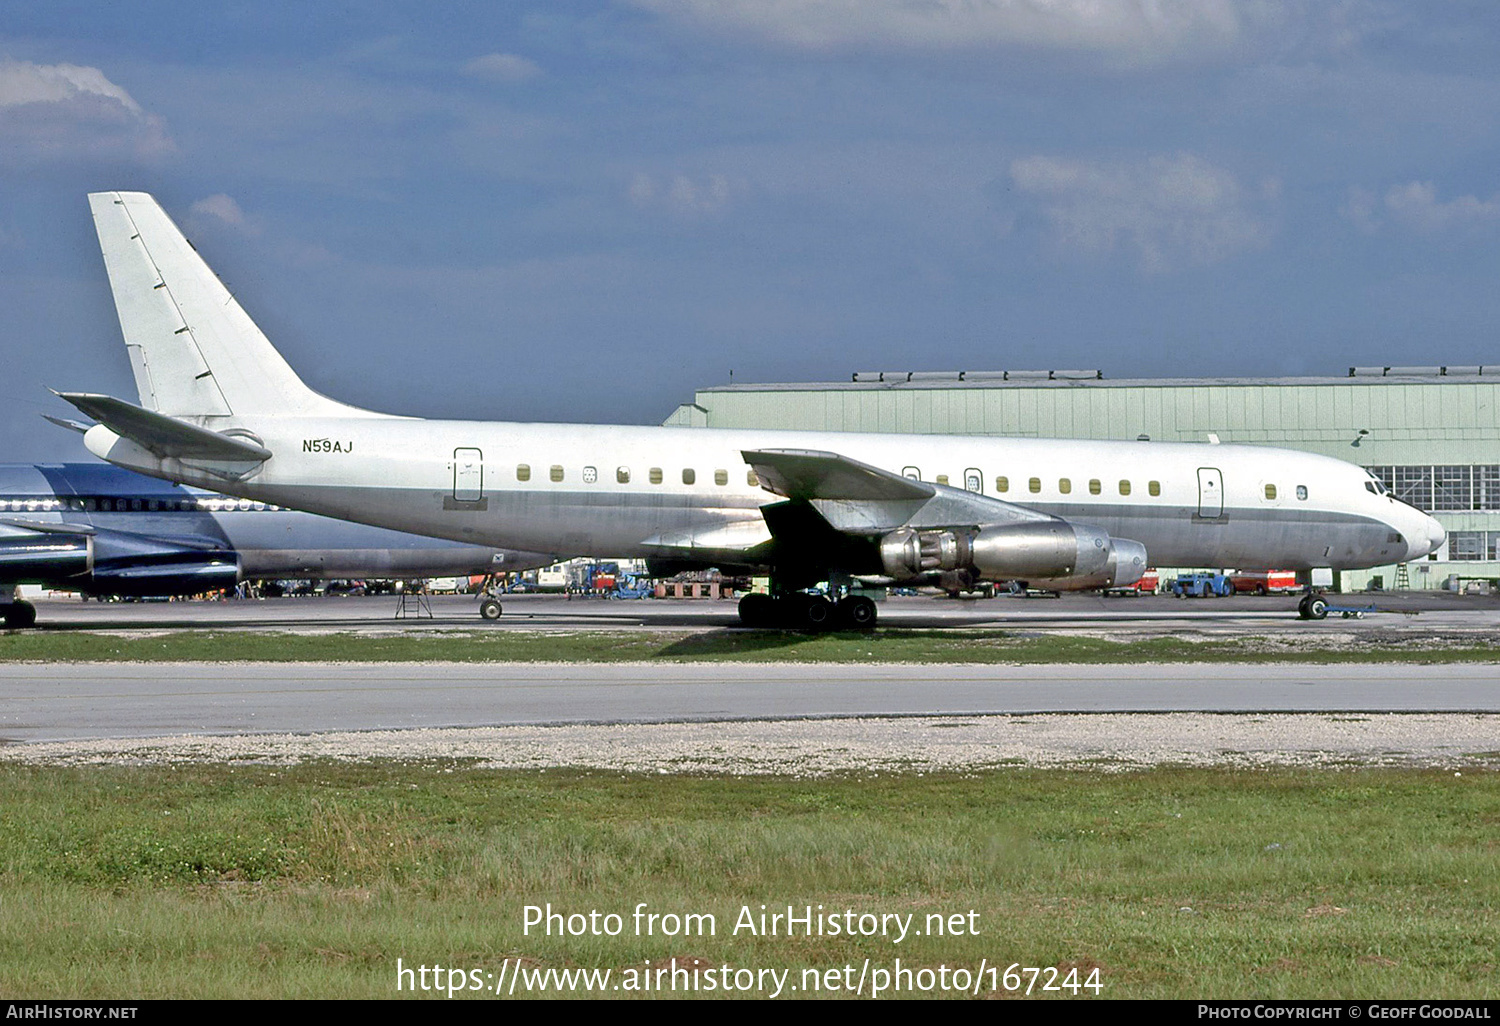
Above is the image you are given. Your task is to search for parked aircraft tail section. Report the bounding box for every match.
[88,191,376,420]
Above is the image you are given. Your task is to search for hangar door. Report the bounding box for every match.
[1197,467,1223,519]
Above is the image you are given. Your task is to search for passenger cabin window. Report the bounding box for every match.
[1089,479,1101,495]
[616,467,630,484]
[516,464,531,482]
[1059,478,1072,495]
[1264,484,1277,500]
[649,468,663,485]
[682,468,696,485]
[715,469,728,486]
[747,470,759,487]
[582,466,598,484]
[1296,485,1308,500]
[936,474,949,485]
[550,465,564,482]
[1148,481,1161,497]
[1119,480,1131,496]
[996,476,1009,493]
[1028,477,1041,494]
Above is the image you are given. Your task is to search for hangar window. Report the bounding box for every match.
[582,466,597,484]
[1059,478,1072,494]
[936,474,949,485]
[550,465,564,483]
[1432,466,1472,511]
[649,467,663,485]
[1296,485,1308,500]
[1148,481,1161,497]
[617,467,630,484]
[682,468,696,485]
[1452,531,1485,561]
[995,476,1009,493]
[747,470,759,487]
[1118,480,1132,496]
[1028,477,1041,494]
[715,469,728,486]
[1265,484,1278,500]
[516,464,531,482]
[1089,479,1101,495]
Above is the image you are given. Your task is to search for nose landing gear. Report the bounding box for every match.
[1297,593,1329,620]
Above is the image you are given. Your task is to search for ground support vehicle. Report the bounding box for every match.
[1170,573,1234,598]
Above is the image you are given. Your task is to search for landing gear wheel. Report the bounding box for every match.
[797,595,833,630]
[738,593,775,627]
[3,601,36,629]
[479,599,503,620]
[1307,597,1329,620]
[839,595,877,629]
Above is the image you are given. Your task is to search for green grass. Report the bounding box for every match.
[0,627,1496,663]
[0,763,1495,998]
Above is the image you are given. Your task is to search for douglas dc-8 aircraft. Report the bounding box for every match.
[59,192,1444,629]
[0,461,552,627]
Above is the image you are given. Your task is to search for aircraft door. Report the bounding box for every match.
[1197,467,1224,518]
[451,448,485,508]
[964,468,983,494]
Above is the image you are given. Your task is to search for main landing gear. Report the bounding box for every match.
[737,591,878,630]
[0,600,36,629]
[0,586,35,629]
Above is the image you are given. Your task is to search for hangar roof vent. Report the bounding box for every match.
[1348,365,1477,377]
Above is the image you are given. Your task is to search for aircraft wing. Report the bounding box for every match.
[744,448,935,502]
[55,392,271,463]
[743,447,1054,534]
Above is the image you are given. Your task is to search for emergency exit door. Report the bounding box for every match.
[1197,467,1224,519]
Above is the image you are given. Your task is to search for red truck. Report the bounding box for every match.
[1104,568,1159,596]
[1230,570,1299,595]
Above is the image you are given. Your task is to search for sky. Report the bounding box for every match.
[3,1,1499,458]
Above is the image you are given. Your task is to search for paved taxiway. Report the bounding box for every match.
[25,590,1500,638]
[4,662,1500,744]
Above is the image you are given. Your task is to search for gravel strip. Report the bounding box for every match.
[2,713,1496,774]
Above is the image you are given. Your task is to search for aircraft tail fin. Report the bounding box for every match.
[88,191,371,420]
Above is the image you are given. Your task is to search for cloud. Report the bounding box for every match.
[629,172,732,215]
[1340,185,1381,235]
[1382,181,1500,234]
[189,193,262,236]
[463,53,543,82]
[1010,152,1274,272]
[631,0,1247,62]
[0,60,171,161]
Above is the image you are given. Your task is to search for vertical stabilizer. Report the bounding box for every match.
[89,191,371,419]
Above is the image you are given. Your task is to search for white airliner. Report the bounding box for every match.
[61,192,1445,628]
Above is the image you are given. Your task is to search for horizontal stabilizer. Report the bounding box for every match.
[743,449,936,502]
[42,414,92,434]
[55,392,271,463]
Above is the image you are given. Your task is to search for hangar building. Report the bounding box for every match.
[666,366,1500,590]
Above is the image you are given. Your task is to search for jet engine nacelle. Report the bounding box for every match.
[879,521,1115,583]
[1025,537,1149,592]
[89,531,240,596]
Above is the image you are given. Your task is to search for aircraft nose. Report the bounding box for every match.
[1426,516,1446,556]
[1407,513,1445,561]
